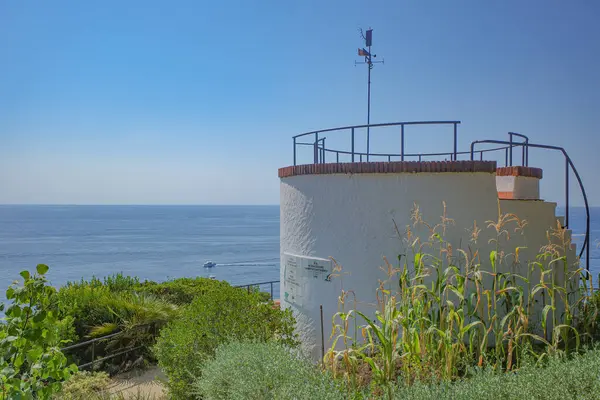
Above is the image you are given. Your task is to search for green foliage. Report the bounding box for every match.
[58,288,178,373]
[87,292,179,374]
[326,204,594,396]
[194,341,344,400]
[393,349,600,400]
[0,265,78,399]
[58,371,110,400]
[154,284,297,400]
[56,274,185,373]
[136,277,232,305]
[56,274,277,375]
[103,273,140,292]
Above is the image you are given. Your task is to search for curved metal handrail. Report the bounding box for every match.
[292,121,462,165]
[292,120,461,139]
[471,139,591,271]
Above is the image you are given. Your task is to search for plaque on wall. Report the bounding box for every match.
[282,253,332,307]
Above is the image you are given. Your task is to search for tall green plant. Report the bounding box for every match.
[325,204,593,395]
[0,265,78,399]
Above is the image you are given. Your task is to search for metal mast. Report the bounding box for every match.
[355,28,384,161]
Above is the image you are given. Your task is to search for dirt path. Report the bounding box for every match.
[107,366,167,399]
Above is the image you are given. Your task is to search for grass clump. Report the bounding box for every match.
[193,341,344,400]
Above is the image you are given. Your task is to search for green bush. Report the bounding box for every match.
[154,284,297,399]
[194,341,344,400]
[393,349,600,400]
[137,277,231,305]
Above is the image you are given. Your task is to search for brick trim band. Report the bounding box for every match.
[278,161,497,178]
[496,166,543,179]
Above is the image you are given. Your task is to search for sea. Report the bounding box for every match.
[0,205,598,299]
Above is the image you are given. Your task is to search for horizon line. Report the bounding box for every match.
[0,203,281,207]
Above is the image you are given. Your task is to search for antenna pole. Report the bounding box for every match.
[355,28,383,162]
[367,45,371,161]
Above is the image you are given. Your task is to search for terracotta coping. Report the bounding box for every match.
[278,161,497,178]
[496,166,543,179]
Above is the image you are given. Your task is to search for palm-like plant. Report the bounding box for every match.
[87,292,179,372]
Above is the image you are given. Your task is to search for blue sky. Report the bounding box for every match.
[1,0,598,205]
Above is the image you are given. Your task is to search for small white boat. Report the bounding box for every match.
[203,261,216,268]
[209,275,216,280]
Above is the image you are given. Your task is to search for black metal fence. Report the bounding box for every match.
[293,121,462,165]
[60,331,141,370]
[234,280,279,300]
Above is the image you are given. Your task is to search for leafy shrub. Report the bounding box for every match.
[58,371,110,399]
[137,277,232,305]
[54,315,79,347]
[194,341,344,400]
[0,265,78,399]
[56,282,114,336]
[154,284,297,399]
[393,348,600,400]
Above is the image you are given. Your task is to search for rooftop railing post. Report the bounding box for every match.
[526,138,529,166]
[522,144,526,166]
[509,133,513,166]
[565,159,569,228]
[322,138,326,163]
[366,127,370,162]
[351,128,355,162]
[293,137,297,166]
[270,282,273,300]
[505,147,509,166]
[314,132,319,164]
[401,124,405,161]
[453,123,458,161]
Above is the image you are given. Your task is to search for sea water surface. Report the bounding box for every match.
[0,205,281,297]
[0,205,598,298]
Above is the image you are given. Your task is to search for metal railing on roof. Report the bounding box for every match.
[290,121,590,272]
[293,121,462,165]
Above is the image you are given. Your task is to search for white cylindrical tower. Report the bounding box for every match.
[279,161,574,361]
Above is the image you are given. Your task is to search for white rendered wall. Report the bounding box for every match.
[280,172,575,361]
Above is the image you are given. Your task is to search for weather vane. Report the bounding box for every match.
[355,28,384,161]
